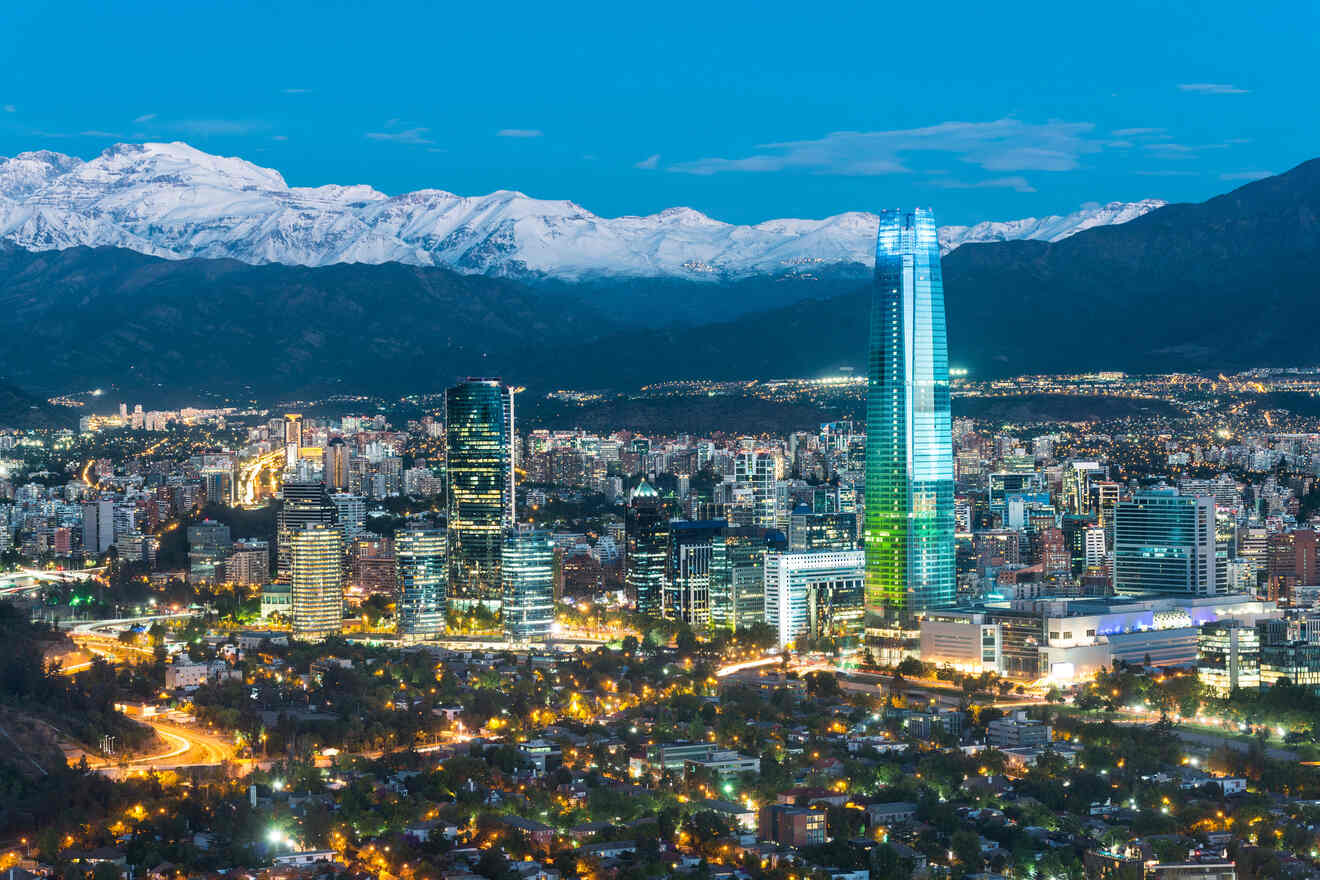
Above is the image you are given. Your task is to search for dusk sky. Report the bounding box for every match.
[2,0,1315,226]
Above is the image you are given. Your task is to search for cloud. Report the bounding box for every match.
[281,88,311,94]
[3,105,14,113]
[365,127,434,145]
[272,135,289,141]
[497,128,543,138]
[1143,141,1234,160]
[79,130,122,138]
[134,113,156,123]
[1135,170,1199,177]
[929,175,1036,193]
[1220,170,1274,181]
[634,154,661,170]
[1177,83,1249,95]
[1112,127,1165,137]
[670,118,1100,177]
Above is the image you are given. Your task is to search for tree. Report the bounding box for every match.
[951,828,983,870]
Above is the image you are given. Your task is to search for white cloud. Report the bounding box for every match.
[134,113,156,123]
[79,130,122,138]
[272,135,289,141]
[282,88,311,94]
[1219,170,1274,181]
[634,154,660,170]
[1177,83,1249,95]
[497,128,543,138]
[930,175,1036,193]
[1135,170,1199,177]
[365,127,433,145]
[1112,127,1165,136]
[670,118,1099,177]
[3,104,14,113]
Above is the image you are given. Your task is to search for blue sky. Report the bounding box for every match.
[1,0,1315,226]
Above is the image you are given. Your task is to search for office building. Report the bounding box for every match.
[625,480,669,617]
[395,528,447,642]
[503,527,554,642]
[665,520,729,627]
[446,378,513,608]
[82,499,115,555]
[323,438,351,491]
[187,519,232,583]
[276,481,338,582]
[764,550,866,648]
[864,208,955,624]
[735,451,778,529]
[788,505,857,552]
[726,526,786,630]
[1114,490,1222,596]
[290,523,344,641]
[329,492,366,542]
[1198,620,1261,696]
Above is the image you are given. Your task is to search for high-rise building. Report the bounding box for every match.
[329,492,366,543]
[503,527,554,642]
[323,438,351,491]
[283,413,303,450]
[290,523,344,641]
[625,480,669,618]
[1114,490,1222,596]
[396,528,447,642]
[665,519,729,628]
[81,499,115,555]
[764,550,866,648]
[1197,619,1260,696]
[229,539,270,585]
[725,526,787,630]
[735,451,778,530]
[788,505,857,552]
[445,379,513,608]
[864,208,955,625]
[187,519,232,583]
[277,481,338,582]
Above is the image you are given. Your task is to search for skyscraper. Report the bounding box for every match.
[291,522,344,641]
[324,437,351,491]
[864,208,955,626]
[446,378,513,608]
[665,519,729,628]
[396,528,447,642]
[1113,490,1222,596]
[764,549,866,649]
[625,480,669,617]
[503,527,554,642]
[277,481,338,582]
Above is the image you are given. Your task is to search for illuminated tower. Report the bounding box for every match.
[290,522,344,641]
[625,480,669,617]
[864,208,955,626]
[445,378,513,609]
[502,527,554,642]
[396,527,447,642]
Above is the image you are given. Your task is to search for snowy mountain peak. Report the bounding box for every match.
[0,141,1167,280]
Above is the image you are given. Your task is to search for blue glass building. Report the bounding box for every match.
[864,208,955,624]
[396,527,447,642]
[503,527,554,642]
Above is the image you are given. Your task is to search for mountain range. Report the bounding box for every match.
[0,142,1161,282]
[0,151,1316,414]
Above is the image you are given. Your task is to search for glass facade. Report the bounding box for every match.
[665,519,729,628]
[1113,490,1221,595]
[625,480,669,618]
[864,208,955,623]
[396,528,447,642]
[445,379,511,608]
[765,550,866,648]
[290,522,344,641]
[503,528,554,642]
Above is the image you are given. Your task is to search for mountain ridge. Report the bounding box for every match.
[0,141,1162,282]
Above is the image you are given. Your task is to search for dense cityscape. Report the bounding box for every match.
[1,207,1320,880]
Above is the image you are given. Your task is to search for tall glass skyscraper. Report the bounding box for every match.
[864,208,955,624]
[503,527,554,642]
[446,378,512,609]
[625,480,669,618]
[290,522,344,642]
[396,527,447,642]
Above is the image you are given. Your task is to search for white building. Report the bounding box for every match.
[764,550,865,648]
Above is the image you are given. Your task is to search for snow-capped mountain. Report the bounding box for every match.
[0,142,1165,281]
